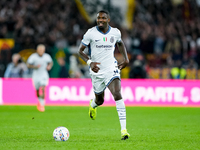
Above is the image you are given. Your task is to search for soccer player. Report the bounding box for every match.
[78,10,130,140]
[27,44,53,112]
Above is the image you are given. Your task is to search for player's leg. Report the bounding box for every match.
[89,74,105,119]
[91,92,104,107]
[32,78,43,112]
[36,86,45,112]
[39,86,45,105]
[107,78,130,140]
[89,92,104,120]
[37,77,49,111]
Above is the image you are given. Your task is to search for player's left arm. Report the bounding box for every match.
[78,43,100,73]
[46,61,53,71]
[116,40,129,70]
[46,54,53,71]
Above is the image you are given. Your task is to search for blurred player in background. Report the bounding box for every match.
[78,10,130,140]
[27,44,53,112]
[4,53,28,78]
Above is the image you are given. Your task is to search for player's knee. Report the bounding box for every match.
[112,91,122,100]
[36,91,40,97]
[95,97,104,105]
[96,101,104,106]
[40,93,45,98]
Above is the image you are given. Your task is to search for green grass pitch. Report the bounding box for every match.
[0,106,200,150]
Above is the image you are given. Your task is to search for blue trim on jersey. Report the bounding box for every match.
[96,26,111,35]
[117,40,121,43]
[88,44,91,57]
[106,76,121,87]
[82,42,88,46]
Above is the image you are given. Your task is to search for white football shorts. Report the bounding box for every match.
[32,76,49,90]
[90,67,121,94]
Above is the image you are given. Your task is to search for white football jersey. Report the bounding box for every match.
[82,26,121,75]
[27,53,52,78]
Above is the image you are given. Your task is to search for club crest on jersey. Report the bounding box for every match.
[110,36,114,43]
[103,37,107,42]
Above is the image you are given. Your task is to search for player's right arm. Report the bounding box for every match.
[26,54,40,69]
[78,43,100,73]
[27,63,40,69]
[78,29,100,73]
[78,43,90,63]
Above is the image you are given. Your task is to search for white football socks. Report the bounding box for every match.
[38,97,45,106]
[91,98,98,108]
[116,99,126,131]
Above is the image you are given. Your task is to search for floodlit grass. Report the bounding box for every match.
[0,106,200,150]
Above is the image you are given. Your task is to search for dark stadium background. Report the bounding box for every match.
[0,0,200,79]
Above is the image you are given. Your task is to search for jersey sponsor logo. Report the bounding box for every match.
[96,45,113,48]
[110,36,114,43]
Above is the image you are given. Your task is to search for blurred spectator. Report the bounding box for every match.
[154,28,165,55]
[129,54,147,78]
[188,58,198,70]
[195,39,200,68]
[4,53,28,78]
[170,59,186,79]
[164,36,181,56]
[69,54,83,78]
[0,62,5,77]
[182,52,189,68]
[57,57,69,78]
[172,48,182,61]
[0,25,8,38]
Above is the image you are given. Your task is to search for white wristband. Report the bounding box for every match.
[87,59,92,66]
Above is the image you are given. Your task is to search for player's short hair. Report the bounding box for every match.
[12,53,20,60]
[37,44,45,50]
[98,10,110,17]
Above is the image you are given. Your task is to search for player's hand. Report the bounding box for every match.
[118,60,129,70]
[90,62,100,73]
[46,65,52,71]
[35,65,41,69]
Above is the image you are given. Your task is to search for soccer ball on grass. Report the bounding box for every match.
[53,126,70,141]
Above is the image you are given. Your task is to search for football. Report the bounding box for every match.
[53,126,70,141]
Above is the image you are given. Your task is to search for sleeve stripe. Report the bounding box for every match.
[82,42,88,46]
[117,39,121,43]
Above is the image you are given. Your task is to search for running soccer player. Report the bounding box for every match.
[78,10,130,140]
[27,44,53,112]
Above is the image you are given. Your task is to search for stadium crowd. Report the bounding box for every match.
[0,0,200,79]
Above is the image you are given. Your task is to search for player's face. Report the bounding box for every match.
[96,12,110,29]
[37,46,45,56]
[12,54,20,64]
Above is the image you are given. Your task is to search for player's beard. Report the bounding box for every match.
[98,25,104,30]
[97,22,107,31]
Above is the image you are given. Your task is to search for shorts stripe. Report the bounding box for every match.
[106,76,120,87]
[94,88,106,95]
[94,76,120,94]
